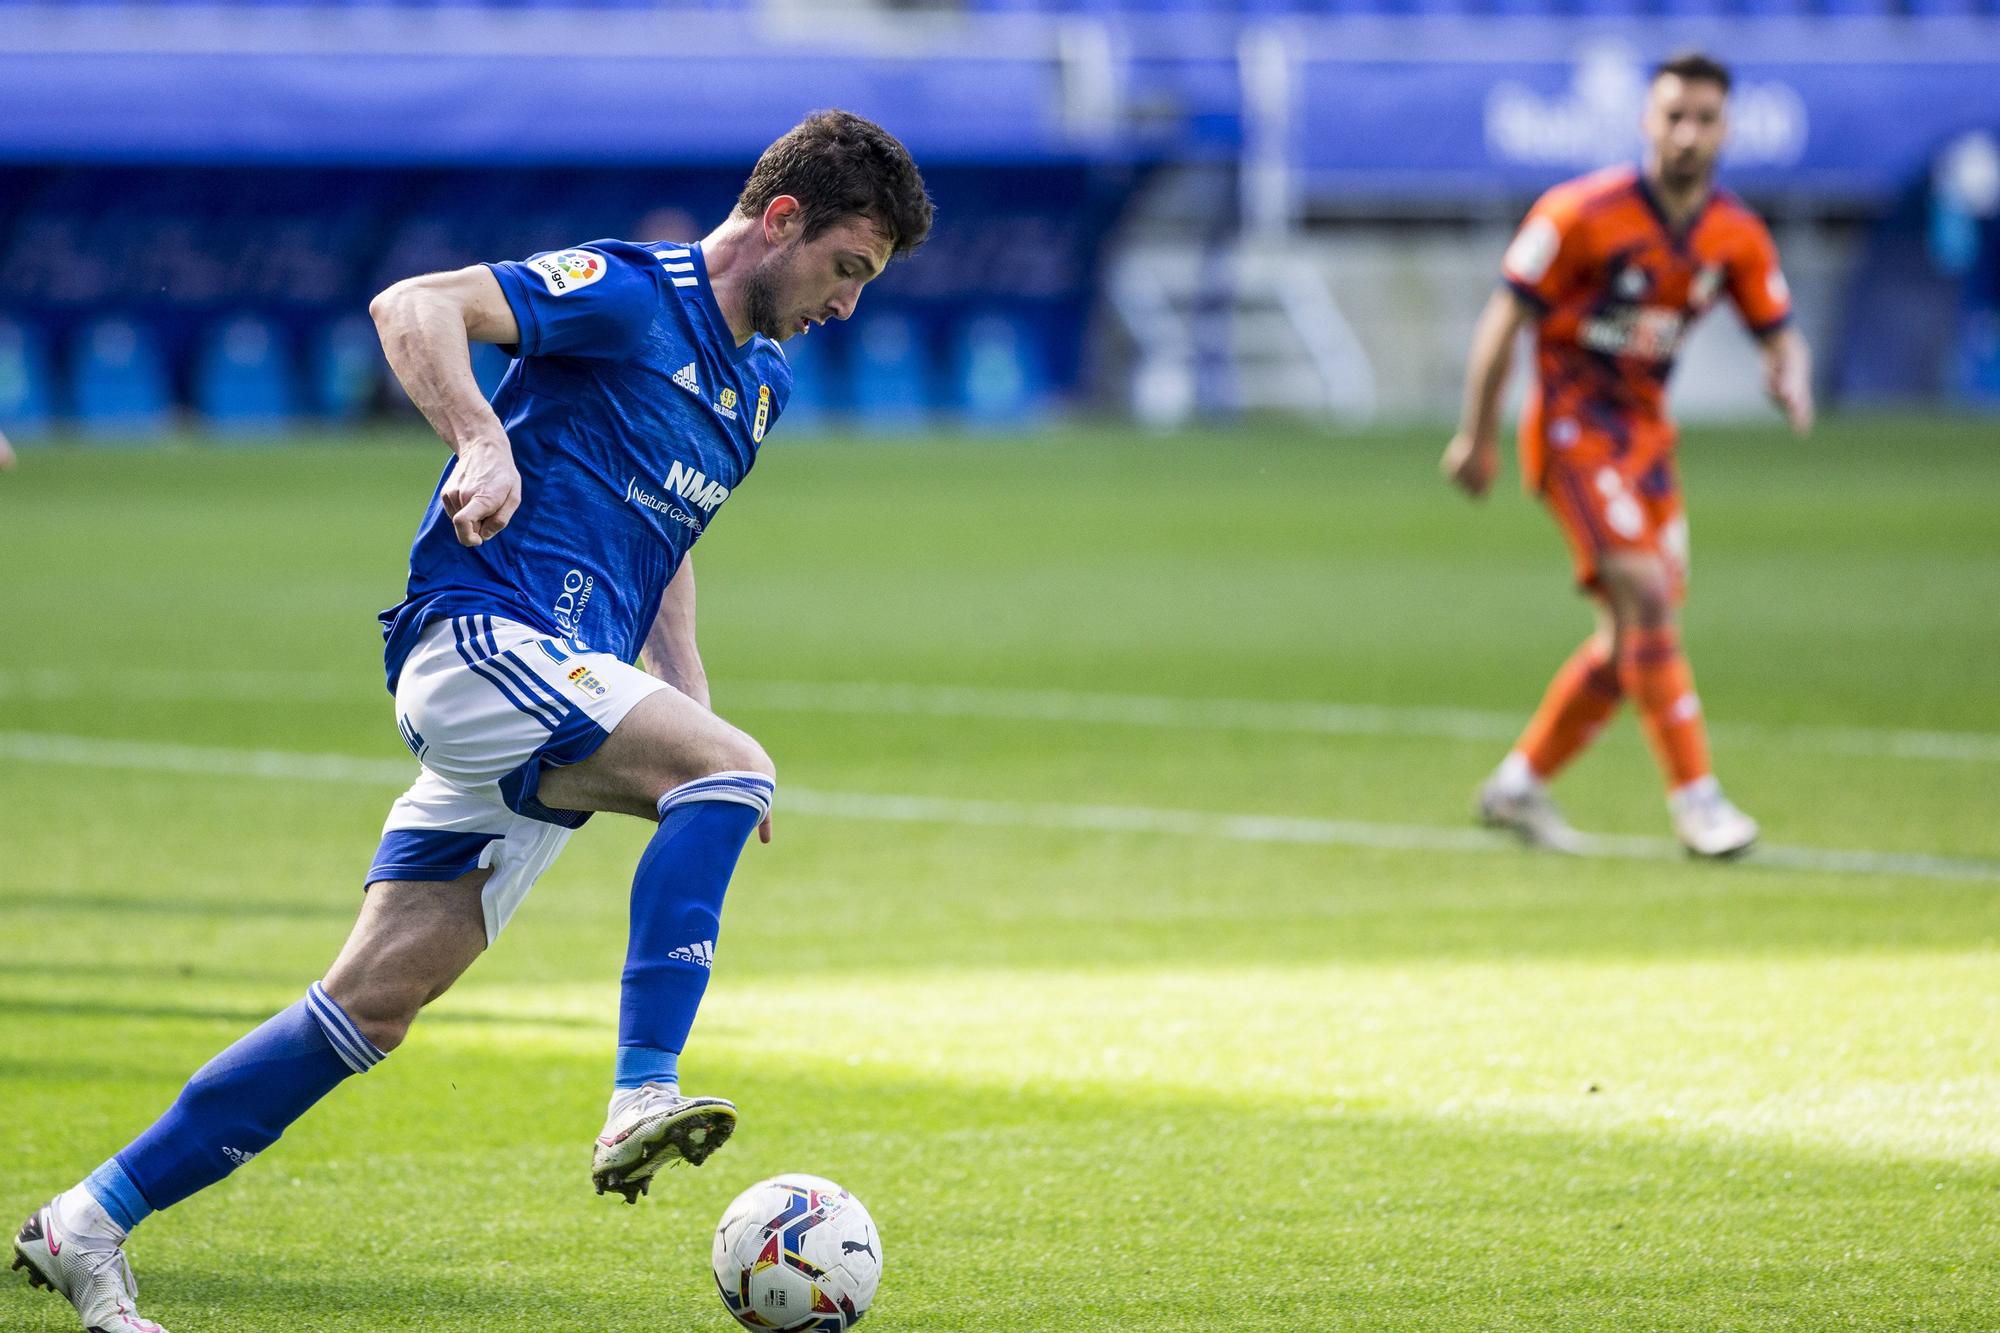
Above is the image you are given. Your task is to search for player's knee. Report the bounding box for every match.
[708,727,775,784]
[335,985,425,1054]
[1602,561,1673,629]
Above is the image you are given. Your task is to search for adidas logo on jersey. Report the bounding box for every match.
[672,362,699,395]
[665,940,715,969]
[221,1146,259,1166]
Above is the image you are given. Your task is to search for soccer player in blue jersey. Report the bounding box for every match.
[13,110,931,1333]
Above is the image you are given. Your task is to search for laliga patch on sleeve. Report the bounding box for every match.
[1503,217,1560,284]
[529,249,608,296]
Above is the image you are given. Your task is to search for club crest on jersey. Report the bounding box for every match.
[530,249,607,296]
[752,385,771,443]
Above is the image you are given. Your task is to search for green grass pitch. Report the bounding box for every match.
[2,416,1997,1330]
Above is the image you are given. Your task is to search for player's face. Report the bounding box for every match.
[1643,75,1728,191]
[748,213,893,343]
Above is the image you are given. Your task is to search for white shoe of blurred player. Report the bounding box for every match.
[11,1192,169,1333]
[1670,778,1759,858]
[591,1082,737,1204]
[1477,757,1583,854]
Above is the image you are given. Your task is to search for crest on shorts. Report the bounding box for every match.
[566,664,609,698]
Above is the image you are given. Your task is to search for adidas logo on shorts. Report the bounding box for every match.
[664,940,715,969]
[672,362,699,396]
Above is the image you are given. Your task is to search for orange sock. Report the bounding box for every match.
[1516,638,1624,780]
[1620,625,1711,790]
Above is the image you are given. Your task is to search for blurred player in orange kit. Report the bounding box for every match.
[1441,51,1814,858]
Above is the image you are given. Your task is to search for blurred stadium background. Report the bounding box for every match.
[1,0,1997,438]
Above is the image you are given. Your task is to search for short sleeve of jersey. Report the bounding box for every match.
[1724,214,1793,336]
[485,241,660,360]
[1500,189,1589,311]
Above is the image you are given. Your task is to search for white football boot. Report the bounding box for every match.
[591,1082,737,1204]
[12,1192,169,1333]
[1477,759,1583,854]
[1670,778,1759,858]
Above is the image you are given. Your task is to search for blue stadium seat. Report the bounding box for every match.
[71,317,172,439]
[952,312,1051,430]
[310,315,382,421]
[849,312,931,431]
[194,314,298,435]
[0,317,55,439]
[1959,308,2000,404]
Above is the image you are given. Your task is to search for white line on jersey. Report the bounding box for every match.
[3,730,1995,885]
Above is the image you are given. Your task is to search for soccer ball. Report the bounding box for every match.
[712,1174,882,1331]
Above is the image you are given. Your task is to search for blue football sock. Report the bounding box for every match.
[614,1045,679,1091]
[83,1157,152,1233]
[617,771,773,1090]
[102,981,385,1220]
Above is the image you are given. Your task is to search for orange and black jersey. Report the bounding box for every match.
[1501,165,1791,487]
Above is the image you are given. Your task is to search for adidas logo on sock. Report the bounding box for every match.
[220,1146,259,1166]
[665,940,715,969]
[672,362,699,395]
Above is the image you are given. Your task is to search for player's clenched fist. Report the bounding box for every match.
[1441,431,1499,499]
[443,436,522,546]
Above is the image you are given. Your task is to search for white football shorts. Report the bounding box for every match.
[367,613,669,941]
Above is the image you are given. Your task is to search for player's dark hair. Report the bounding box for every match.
[1652,51,1732,95]
[736,110,934,258]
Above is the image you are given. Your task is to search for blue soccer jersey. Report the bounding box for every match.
[378,239,792,689]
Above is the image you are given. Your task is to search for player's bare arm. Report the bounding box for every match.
[1442,287,1534,499]
[1760,324,1814,436]
[370,265,523,547]
[642,556,710,708]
